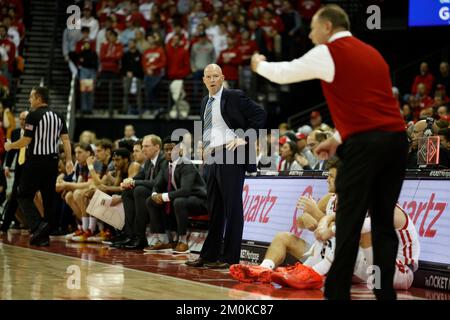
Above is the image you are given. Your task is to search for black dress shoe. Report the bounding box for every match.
[185,257,210,267]
[30,222,49,245]
[32,236,50,247]
[123,237,148,250]
[111,236,132,247]
[204,261,230,269]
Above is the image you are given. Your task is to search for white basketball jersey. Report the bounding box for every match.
[325,193,337,216]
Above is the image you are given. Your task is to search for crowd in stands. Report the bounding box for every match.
[63,0,311,114]
[0,0,25,96]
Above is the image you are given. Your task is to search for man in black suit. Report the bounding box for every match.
[1,111,28,232]
[186,64,266,268]
[113,134,166,248]
[145,137,208,253]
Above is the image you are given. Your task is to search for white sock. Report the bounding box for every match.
[260,259,275,270]
[157,233,168,243]
[82,217,89,232]
[362,247,373,265]
[77,224,82,230]
[312,259,332,276]
[98,222,104,232]
[89,217,97,233]
[171,231,177,243]
[179,235,187,243]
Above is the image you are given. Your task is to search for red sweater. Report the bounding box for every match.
[166,43,190,80]
[321,37,405,141]
[217,47,242,81]
[411,73,435,95]
[142,47,166,76]
[100,41,124,73]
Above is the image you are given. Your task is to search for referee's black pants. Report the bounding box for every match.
[17,155,59,233]
[324,131,408,300]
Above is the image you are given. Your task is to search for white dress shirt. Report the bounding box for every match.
[206,85,236,148]
[256,31,353,144]
[161,157,180,202]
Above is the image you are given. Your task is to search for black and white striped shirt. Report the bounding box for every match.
[24,106,68,156]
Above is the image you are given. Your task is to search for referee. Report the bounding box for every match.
[5,86,74,246]
[252,5,407,299]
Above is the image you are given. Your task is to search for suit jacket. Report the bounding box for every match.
[5,128,21,168]
[133,152,166,189]
[152,158,207,200]
[200,88,267,172]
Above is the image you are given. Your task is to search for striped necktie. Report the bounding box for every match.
[202,97,215,151]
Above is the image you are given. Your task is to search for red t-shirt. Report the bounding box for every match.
[100,41,124,73]
[142,47,167,76]
[217,46,242,81]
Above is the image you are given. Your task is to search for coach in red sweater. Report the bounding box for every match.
[252,5,408,300]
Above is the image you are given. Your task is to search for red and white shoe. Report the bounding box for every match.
[271,263,323,289]
[71,230,93,242]
[65,229,83,241]
[229,264,273,283]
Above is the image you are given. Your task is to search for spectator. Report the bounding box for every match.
[307,130,330,171]
[134,29,149,53]
[76,27,98,115]
[62,25,82,76]
[438,105,448,119]
[436,61,449,94]
[407,119,450,168]
[247,17,268,57]
[411,62,434,96]
[278,140,302,171]
[164,20,189,47]
[166,33,190,80]
[139,0,155,24]
[0,24,15,83]
[96,17,114,55]
[401,104,414,123]
[211,22,228,58]
[119,16,139,49]
[129,0,147,30]
[188,2,207,36]
[0,99,14,141]
[258,9,284,60]
[439,128,450,152]
[190,31,215,96]
[237,29,258,67]
[2,15,19,50]
[121,124,138,142]
[415,82,434,115]
[435,84,450,102]
[217,36,242,88]
[121,39,143,114]
[295,132,317,170]
[99,29,124,77]
[80,5,99,41]
[142,33,166,113]
[278,122,290,136]
[280,0,302,61]
[310,111,331,131]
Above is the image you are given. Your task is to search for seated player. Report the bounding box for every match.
[317,204,420,290]
[229,158,340,286]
